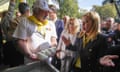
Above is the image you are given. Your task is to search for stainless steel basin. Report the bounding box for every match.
[1,61,59,72]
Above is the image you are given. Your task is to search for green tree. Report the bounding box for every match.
[102,0,111,5]
[94,3,117,19]
[27,0,35,8]
[58,0,80,18]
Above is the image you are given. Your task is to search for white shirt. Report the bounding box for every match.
[13,17,57,50]
[57,29,77,59]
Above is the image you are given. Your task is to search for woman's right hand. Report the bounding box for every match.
[62,36,70,46]
[99,55,119,67]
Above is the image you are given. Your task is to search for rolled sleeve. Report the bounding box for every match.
[13,18,28,40]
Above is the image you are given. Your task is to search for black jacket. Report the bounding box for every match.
[66,33,108,72]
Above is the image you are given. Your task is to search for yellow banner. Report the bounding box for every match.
[0,1,9,12]
[19,0,26,2]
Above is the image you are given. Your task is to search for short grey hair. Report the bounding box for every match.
[106,17,114,24]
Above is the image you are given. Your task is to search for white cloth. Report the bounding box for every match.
[57,30,77,59]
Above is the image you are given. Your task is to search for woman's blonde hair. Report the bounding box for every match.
[79,11,101,40]
[63,15,70,29]
[67,18,80,35]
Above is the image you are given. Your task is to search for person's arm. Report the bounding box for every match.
[13,18,38,60]
[50,21,57,47]
[62,36,78,51]
[7,0,16,19]
[1,0,15,40]
[17,39,38,60]
[99,34,119,67]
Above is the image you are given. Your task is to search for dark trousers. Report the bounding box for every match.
[51,55,61,70]
[70,67,81,72]
[0,47,2,65]
[3,40,24,67]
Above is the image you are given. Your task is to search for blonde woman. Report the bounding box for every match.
[63,15,70,28]
[63,11,108,72]
[56,18,80,72]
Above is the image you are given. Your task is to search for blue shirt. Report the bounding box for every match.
[55,19,64,42]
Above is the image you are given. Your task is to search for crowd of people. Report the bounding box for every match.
[0,0,120,72]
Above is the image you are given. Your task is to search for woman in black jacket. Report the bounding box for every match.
[62,11,108,72]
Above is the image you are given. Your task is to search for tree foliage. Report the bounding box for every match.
[15,0,35,10]
[15,0,80,18]
[94,3,117,19]
[102,0,111,5]
[58,0,80,18]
